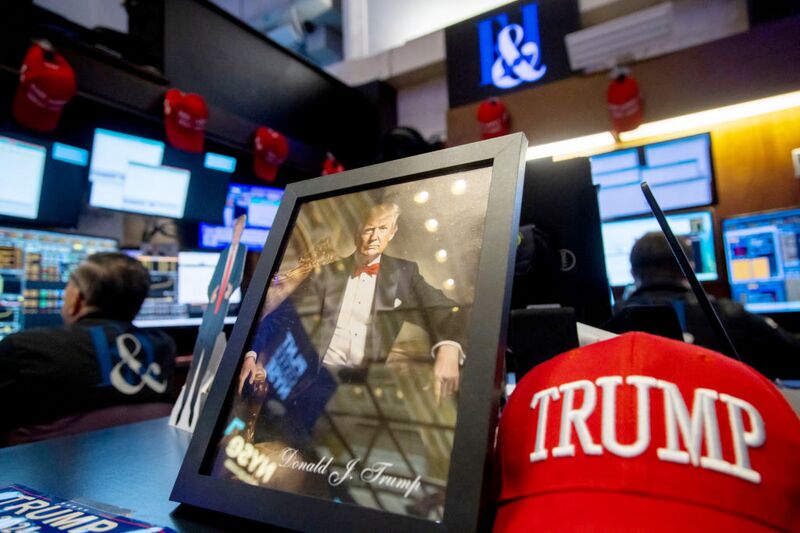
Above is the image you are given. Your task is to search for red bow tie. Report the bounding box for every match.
[353,263,380,277]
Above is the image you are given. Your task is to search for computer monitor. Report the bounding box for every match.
[88,128,230,222]
[590,133,715,221]
[0,226,118,339]
[127,250,241,327]
[0,130,88,227]
[199,183,283,249]
[513,158,612,326]
[178,251,242,308]
[602,210,718,287]
[722,208,800,313]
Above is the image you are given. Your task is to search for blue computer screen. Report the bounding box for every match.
[590,133,714,221]
[722,208,800,313]
[199,183,283,250]
[602,210,718,287]
[0,227,118,339]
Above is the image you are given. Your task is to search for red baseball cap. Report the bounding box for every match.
[495,332,800,532]
[12,42,77,132]
[321,152,344,175]
[476,97,510,139]
[608,74,643,134]
[163,88,208,153]
[253,126,289,182]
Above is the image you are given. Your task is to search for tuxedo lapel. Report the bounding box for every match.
[374,255,400,312]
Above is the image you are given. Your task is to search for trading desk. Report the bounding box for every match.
[0,418,274,532]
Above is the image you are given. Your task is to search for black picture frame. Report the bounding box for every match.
[171,133,528,532]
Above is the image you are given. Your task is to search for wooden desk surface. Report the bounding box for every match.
[0,418,273,532]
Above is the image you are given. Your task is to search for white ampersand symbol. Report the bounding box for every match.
[491,24,547,89]
[109,333,167,395]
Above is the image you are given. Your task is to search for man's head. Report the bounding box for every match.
[630,231,694,288]
[353,203,400,264]
[61,252,150,324]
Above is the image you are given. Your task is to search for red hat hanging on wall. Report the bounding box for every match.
[476,97,510,139]
[163,88,208,153]
[12,40,77,132]
[321,152,345,175]
[253,126,289,182]
[607,66,643,136]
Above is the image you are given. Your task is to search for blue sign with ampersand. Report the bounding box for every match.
[445,0,578,107]
[477,2,547,89]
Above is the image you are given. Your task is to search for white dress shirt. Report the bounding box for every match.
[323,257,381,367]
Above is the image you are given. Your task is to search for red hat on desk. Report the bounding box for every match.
[12,41,77,132]
[253,126,289,182]
[494,332,800,532]
[163,88,208,153]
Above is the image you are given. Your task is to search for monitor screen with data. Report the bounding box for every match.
[590,133,714,221]
[0,131,88,227]
[0,227,118,339]
[602,210,717,287]
[723,208,800,313]
[88,128,230,222]
[199,183,283,249]
[126,250,241,327]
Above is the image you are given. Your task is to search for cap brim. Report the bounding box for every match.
[494,491,780,533]
[12,90,61,132]
[165,120,204,153]
[253,156,278,182]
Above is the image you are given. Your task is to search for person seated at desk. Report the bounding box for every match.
[614,231,800,380]
[0,253,176,445]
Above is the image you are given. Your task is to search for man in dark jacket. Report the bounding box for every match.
[615,231,799,379]
[0,253,175,439]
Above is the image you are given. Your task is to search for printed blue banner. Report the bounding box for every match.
[0,485,175,532]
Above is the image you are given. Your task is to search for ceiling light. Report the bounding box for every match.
[424,219,439,232]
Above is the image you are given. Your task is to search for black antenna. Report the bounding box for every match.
[640,181,741,361]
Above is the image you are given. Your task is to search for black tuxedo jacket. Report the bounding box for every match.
[261,254,466,368]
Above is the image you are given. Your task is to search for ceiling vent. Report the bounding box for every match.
[565,2,674,73]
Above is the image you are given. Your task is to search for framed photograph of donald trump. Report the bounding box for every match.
[172,133,528,532]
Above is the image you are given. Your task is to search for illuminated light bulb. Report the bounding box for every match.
[414,191,430,203]
[435,249,448,263]
[443,278,455,290]
[424,219,439,232]
[451,179,467,195]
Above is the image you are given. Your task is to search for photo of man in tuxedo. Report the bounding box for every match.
[239,202,466,404]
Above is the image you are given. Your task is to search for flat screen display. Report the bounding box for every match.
[602,210,717,287]
[590,133,714,221]
[177,251,241,306]
[88,128,230,222]
[127,250,241,327]
[199,183,283,249]
[722,208,800,313]
[0,135,46,219]
[0,226,118,340]
[0,131,88,227]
